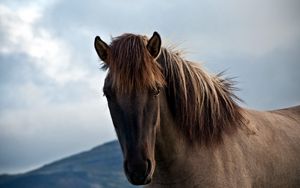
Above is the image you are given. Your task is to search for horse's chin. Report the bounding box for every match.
[126,173,152,185]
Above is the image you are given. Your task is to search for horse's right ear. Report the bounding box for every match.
[94,36,110,62]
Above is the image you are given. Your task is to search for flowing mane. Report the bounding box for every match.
[157,48,245,145]
[103,33,244,145]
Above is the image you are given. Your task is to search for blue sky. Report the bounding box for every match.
[0,0,299,174]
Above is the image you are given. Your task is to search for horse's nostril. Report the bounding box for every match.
[124,159,153,185]
[146,159,152,175]
[124,159,150,175]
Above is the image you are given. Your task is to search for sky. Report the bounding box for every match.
[0,0,299,174]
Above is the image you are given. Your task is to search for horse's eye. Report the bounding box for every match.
[153,88,160,97]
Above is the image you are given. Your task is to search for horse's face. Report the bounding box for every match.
[94,32,162,185]
[104,79,160,185]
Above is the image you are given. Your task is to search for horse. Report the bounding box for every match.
[94,32,300,187]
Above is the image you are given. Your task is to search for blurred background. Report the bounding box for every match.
[0,0,299,176]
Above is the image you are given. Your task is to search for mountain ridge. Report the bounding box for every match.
[0,140,137,188]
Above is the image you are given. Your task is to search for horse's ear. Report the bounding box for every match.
[94,36,110,62]
[147,31,161,59]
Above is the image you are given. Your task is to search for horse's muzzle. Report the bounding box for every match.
[124,159,152,185]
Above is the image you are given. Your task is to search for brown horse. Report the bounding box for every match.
[94,32,300,187]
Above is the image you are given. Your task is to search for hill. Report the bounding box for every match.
[0,141,137,188]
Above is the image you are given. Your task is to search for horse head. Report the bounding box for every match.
[94,32,163,185]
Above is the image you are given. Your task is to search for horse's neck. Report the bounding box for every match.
[154,108,193,186]
[152,92,209,186]
[155,99,187,165]
[152,105,237,187]
[152,91,243,187]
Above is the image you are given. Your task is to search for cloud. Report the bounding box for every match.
[211,42,300,110]
[0,101,115,173]
[0,2,113,173]
[0,4,90,85]
[0,51,113,173]
[38,0,300,57]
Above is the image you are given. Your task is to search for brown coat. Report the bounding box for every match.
[149,105,300,187]
[94,32,300,188]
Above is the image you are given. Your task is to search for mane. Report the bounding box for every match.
[104,33,244,145]
[157,48,245,145]
[103,34,165,94]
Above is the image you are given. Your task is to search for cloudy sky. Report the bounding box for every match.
[0,0,299,174]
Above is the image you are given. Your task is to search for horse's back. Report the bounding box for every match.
[243,106,300,187]
[268,105,300,135]
[271,105,300,119]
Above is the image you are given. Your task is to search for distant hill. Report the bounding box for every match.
[0,141,137,188]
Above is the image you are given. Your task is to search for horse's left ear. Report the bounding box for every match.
[147,31,161,59]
